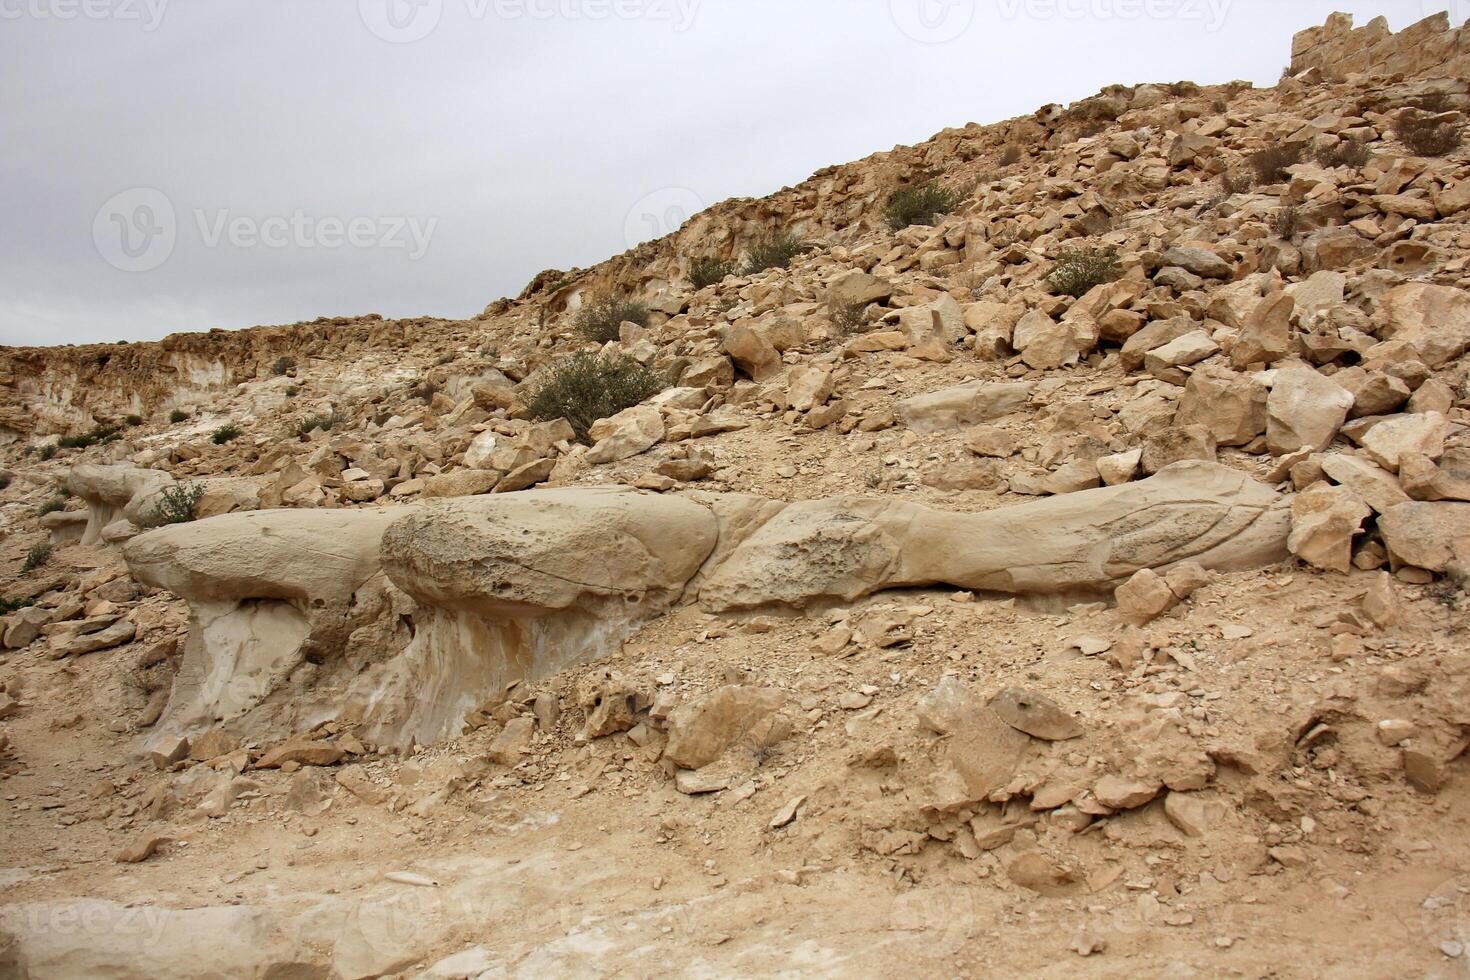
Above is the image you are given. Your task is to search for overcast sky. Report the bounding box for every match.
[0,0,1459,347]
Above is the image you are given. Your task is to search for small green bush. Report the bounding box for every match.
[294,411,342,437]
[741,232,807,275]
[831,300,870,335]
[688,257,736,290]
[124,414,144,426]
[211,424,241,445]
[168,409,190,424]
[1220,171,1254,196]
[1275,206,1300,240]
[1314,138,1370,170]
[0,596,35,616]
[1247,142,1307,184]
[139,482,205,528]
[1396,112,1464,157]
[0,475,8,491]
[22,543,52,573]
[1047,247,1122,298]
[885,180,969,230]
[36,497,66,517]
[272,355,297,376]
[56,425,119,450]
[573,293,650,344]
[39,444,58,461]
[527,351,667,444]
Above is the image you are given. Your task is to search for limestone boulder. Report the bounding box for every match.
[916,676,1030,803]
[125,509,397,610]
[723,323,782,381]
[964,426,1017,459]
[1175,368,1267,447]
[828,270,893,311]
[1400,451,1470,502]
[664,685,792,771]
[1141,425,1217,476]
[1338,369,1411,419]
[41,510,88,545]
[898,295,966,346]
[1320,455,1410,515]
[1359,412,1449,473]
[586,404,664,464]
[1114,567,1179,624]
[1265,365,1354,455]
[1162,245,1233,280]
[1144,330,1219,383]
[1380,502,1470,573]
[1375,283,1470,368]
[1302,227,1375,271]
[965,302,1022,358]
[785,365,835,412]
[1012,309,1078,370]
[1288,484,1371,573]
[898,381,1035,433]
[1231,292,1294,369]
[1041,459,1101,495]
[1284,271,1346,317]
[1121,316,1197,372]
[422,470,500,498]
[463,430,501,469]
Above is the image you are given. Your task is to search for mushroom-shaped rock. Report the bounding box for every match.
[66,464,173,545]
[123,508,408,743]
[363,489,719,747]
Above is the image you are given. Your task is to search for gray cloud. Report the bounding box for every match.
[0,0,1456,346]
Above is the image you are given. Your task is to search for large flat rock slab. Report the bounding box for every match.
[697,461,1290,610]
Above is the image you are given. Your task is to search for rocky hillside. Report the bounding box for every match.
[2,11,1470,979]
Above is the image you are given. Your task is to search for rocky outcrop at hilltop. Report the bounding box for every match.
[1292,10,1469,82]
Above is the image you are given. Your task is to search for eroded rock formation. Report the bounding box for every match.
[123,462,1286,749]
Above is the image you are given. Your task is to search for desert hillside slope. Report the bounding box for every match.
[2,11,1470,979]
